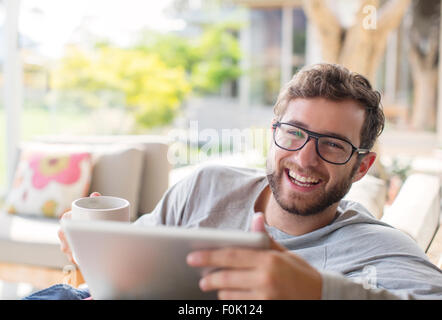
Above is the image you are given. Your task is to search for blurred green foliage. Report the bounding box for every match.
[136,21,242,94]
[50,22,242,129]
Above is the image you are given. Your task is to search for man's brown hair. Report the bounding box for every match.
[273,63,385,150]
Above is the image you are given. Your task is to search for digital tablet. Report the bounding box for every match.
[61,219,270,300]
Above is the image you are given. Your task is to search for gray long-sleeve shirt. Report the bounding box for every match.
[135,164,442,299]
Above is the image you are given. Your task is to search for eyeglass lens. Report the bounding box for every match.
[274,124,353,164]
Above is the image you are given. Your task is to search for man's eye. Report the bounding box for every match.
[324,141,344,150]
[288,130,304,138]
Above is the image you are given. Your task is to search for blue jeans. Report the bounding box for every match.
[23,284,91,300]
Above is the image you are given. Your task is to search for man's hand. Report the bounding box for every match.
[186,213,323,300]
[57,192,101,264]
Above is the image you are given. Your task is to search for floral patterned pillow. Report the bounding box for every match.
[5,149,92,218]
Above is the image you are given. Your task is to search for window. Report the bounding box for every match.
[0,1,5,192]
[18,0,181,141]
[249,8,282,107]
[248,7,306,107]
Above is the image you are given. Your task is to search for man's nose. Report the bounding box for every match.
[293,138,319,167]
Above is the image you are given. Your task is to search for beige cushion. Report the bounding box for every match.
[90,145,144,221]
[344,174,387,219]
[15,142,145,221]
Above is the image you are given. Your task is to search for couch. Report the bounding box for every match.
[0,135,171,270]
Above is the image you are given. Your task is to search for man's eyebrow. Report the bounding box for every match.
[284,120,353,142]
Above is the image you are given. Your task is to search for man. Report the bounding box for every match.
[56,63,441,300]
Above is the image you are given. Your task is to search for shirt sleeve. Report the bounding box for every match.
[133,171,197,227]
[320,216,442,300]
[320,270,441,300]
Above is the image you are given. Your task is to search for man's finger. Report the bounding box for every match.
[187,247,267,268]
[251,213,286,252]
[59,210,72,221]
[200,269,259,292]
[57,210,76,264]
[251,212,266,232]
[58,229,71,253]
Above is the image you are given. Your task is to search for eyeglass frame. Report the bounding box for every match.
[272,121,370,165]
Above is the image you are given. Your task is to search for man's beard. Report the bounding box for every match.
[266,163,358,217]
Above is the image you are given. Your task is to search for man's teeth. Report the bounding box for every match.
[288,170,319,184]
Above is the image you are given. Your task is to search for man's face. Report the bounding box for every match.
[266,97,369,216]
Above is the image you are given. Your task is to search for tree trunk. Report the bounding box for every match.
[338,0,379,81]
[301,0,342,63]
[407,0,440,131]
[303,0,411,83]
[410,67,438,130]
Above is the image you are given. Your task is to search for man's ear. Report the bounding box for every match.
[271,118,277,131]
[352,152,377,183]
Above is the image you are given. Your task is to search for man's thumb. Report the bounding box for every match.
[251,212,267,232]
[251,212,285,251]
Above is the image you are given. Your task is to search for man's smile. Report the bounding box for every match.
[284,168,323,191]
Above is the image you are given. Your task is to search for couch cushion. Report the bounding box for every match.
[89,145,144,221]
[0,211,70,268]
[4,147,92,219]
[12,142,145,221]
[344,174,387,219]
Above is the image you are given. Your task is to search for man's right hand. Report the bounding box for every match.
[58,192,101,264]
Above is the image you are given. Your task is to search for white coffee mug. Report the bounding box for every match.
[71,196,130,222]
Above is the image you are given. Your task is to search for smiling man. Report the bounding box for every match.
[54,63,442,300]
[139,63,442,299]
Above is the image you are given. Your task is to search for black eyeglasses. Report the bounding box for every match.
[272,121,369,165]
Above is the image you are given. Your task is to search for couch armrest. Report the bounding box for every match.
[426,225,442,268]
[381,174,440,252]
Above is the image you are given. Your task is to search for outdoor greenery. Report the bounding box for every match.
[51,46,191,129]
[136,22,242,94]
[50,22,242,130]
